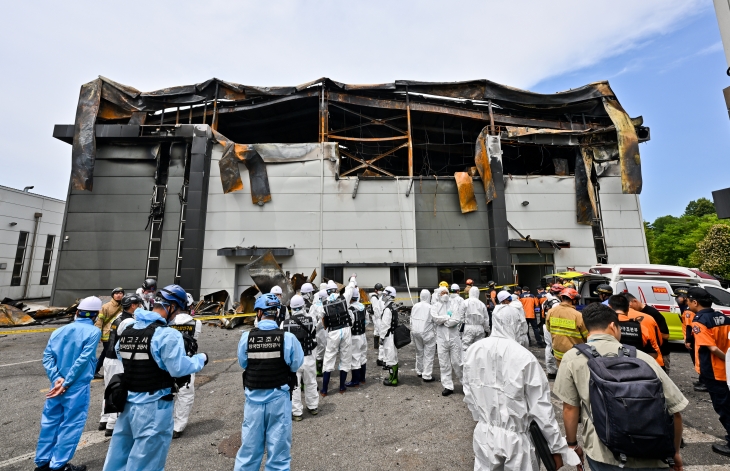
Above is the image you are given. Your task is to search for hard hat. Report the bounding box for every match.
[290,295,305,310]
[121,293,143,309]
[487,280,496,287]
[450,283,460,292]
[559,288,580,300]
[186,292,195,308]
[439,281,449,288]
[142,278,157,291]
[111,287,125,295]
[77,296,102,316]
[327,280,338,290]
[465,279,474,286]
[383,286,396,298]
[550,283,564,293]
[158,285,188,309]
[254,293,281,312]
[317,289,328,300]
[270,285,283,295]
[594,284,613,295]
[350,290,360,301]
[496,291,511,303]
[300,283,314,294]
[319,283,328,291]
[374,283,384,291]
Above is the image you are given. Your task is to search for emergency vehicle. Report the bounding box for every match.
[588,264,730,341]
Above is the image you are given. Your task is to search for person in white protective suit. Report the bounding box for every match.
[509,294,530,348]
[430,285,465,396]
[461,287,490,363]
[345,290,368,387]
[370,283,385,367]
[168,294,203,438]
[300,282,315,310]
[281,295,319,420]
[99,293,142,436]
[320,280,352,395]
[410,289,437,382]
[432,281,449,304]
[312,289,328,376]
[380,286,400,386]
[492,292,529,349]
[462,300,580,471]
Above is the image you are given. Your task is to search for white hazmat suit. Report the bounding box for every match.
[410,290,436,380]
[169,313,202,434]
[312,290,328,371]
[509,296,530,348]
[430,288,464,392]
[462,287,490,363]
[369,292,384,364]
[463,304,580,471]
[281,303,319,417]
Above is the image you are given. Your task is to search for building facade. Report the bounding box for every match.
[51,77,649,305]
[0,186,64,300]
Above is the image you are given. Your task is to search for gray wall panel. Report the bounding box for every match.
[91,159,158,177]
[53,250,148,270]
[56,269,144,291]
[67,195,153,213]
[61,231,150,252]
[418,267,438,288]
[64,213,151,232]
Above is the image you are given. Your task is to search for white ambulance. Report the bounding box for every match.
[587,264,730,340]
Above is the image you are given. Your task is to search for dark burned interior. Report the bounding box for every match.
[69,77,648,191]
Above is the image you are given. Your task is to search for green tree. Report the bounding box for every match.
[684,197,716,218]
[691,224,730,279]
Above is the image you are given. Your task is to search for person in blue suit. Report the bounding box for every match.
[235,293,304,471]
[102,285,208,471]
[35,296,103,471]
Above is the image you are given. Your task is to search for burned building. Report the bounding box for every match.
[50,77,650,306]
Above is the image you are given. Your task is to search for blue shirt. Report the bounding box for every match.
[43,317,101,390]
[238,319,304,404]
[116,309,206,404]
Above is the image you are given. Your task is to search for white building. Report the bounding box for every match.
[0,186,64,300]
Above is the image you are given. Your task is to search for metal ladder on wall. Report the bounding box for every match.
[591,184,608,264]
[145,185,167,279]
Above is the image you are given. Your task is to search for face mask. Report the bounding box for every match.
[327,293,338,302]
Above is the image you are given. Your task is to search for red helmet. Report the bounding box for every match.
[560,288,580,300]
[550,283,564,293]
[465,279,474,286]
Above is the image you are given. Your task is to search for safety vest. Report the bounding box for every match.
[119,322,175,393]
[243,328,290,390]
[323,298,350,330]
[281,313,317,356]
[350,305,366,336]
[105,311,134,360]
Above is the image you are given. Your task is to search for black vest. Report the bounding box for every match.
[323,298,350,330]
[243,328,291,390]
[119,322,175,393]
[105,311,134,359]
[282,313,316,356]
[169,321,199,356]
[384,302,398,337]
[350,306,366,336]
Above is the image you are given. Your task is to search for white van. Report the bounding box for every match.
[588,264,730,340]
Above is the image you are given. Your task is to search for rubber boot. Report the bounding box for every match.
[316,359,323,377]
[383,364,398,387]
[374,336,380,349]
[360,363,367,384]
[339,370,348,393]
[320,371,331,397]
[345,368,360,388]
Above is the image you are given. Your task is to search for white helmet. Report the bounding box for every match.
[497,290,512,303]
[290,295,305,310]
[317,289,328,301]
[270,285,283,295]
[300,283,314,294]
[78,296,102,313]
[186,293,195,308]
[383,286,396,299]
[327,280,338,291]
[450,283,460,292]
[350,290,360,301]
[319,282,328,291]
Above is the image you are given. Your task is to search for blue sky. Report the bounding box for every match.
[534,9,729,221]
[0,0,724,224]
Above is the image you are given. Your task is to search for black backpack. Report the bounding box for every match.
[574,343,675,467]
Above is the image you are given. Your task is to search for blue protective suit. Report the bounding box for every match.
[102,309,206,471]
[36,317,101,469]
[235,319,304,471]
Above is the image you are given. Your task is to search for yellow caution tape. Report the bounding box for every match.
[195,312,258,321]
[0,327,58,335]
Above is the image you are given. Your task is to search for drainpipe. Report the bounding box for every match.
[24,212,42,300]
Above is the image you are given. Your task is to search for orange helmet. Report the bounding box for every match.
[465,279,474,286]
[550,284,564,293]
[559,288,579,300]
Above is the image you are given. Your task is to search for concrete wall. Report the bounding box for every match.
[0,186,64,300]
[504,173,648,272]
[202,144,419,299]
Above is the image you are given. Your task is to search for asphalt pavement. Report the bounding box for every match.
[1,323,730,471]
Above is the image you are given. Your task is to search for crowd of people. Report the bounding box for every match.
[31,273,730,470]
